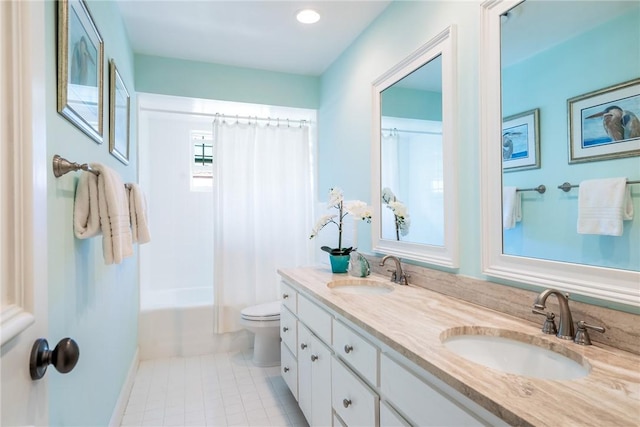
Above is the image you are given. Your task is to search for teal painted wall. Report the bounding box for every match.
[381,87,442,121]
[502,10,640,271]
[45,0,138,425]
[135,54,320,109]
[319,1,481,275]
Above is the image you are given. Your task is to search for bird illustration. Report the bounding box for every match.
[502,131,519,160]
[586,105,640,141]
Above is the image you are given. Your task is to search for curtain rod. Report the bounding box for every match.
[141,107,310,126]
[381,127,441,136]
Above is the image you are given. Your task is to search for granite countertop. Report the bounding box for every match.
[278,266,640,427]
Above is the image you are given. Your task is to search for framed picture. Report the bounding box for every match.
[57,0,104,144]
[109,60,130,165]
[568,78,640,163]
[502,108,540,171]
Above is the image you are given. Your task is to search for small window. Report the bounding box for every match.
[191,132,213,191]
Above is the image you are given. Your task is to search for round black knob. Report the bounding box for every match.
[30,338,80,380]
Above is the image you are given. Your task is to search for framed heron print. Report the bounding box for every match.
[568,78,640,163]
[109,60,130,165]
[57,0,104,144]
[502,108,540,171]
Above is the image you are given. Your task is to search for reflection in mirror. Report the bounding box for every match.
[372,26,458,268]
[380,56,443,245]
[480,0,640,307]
[501,1,640,271]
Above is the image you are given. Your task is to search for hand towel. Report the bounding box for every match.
[127,183,151,244]
[503,186,522,229]
[91,163,134,264]
[74,171,101,238]
[577,178,633,236]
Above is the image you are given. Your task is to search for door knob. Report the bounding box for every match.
[30,338,80,380]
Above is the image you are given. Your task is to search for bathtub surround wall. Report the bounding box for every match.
[45,1,138,425]
[138,110,214,309]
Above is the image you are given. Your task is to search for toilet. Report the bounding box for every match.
[240,301,281,367]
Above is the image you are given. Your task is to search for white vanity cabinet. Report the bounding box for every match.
[298,324,332,427]
[279,277,511,427]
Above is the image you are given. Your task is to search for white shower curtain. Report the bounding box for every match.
[212,119,314,333]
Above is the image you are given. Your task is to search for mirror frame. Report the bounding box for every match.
[371,25,459,268]
[480,0,639,307]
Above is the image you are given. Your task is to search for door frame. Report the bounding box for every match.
[1,0,48,425]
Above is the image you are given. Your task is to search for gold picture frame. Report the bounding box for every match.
[109,60,130,164]
[57,0,104,144]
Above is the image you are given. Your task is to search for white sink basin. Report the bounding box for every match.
[441,328,590,380]
[327,278,394,295]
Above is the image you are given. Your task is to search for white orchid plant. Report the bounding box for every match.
[381,187,410,240]
[310,187,372,256]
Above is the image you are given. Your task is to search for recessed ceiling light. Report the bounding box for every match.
[296,9,320,24]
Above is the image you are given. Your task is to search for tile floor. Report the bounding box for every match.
[121,351,309,427]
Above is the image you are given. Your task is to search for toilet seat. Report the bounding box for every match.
[241,301,281,321]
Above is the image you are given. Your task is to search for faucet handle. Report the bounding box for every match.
[532,308,557,335]
[574,320,605,346]
[386,269,397,281]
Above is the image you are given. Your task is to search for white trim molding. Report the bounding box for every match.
[479,0,639,307]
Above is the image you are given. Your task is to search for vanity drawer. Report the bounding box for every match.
[380,354,483,426]
[333,319,378,386]
[332,357,379,427]
[280,281,297,314]
[281,343,298,400]
[280,306,298,354]
[298,294,332,344]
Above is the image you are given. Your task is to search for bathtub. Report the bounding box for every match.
[138,287,252,360]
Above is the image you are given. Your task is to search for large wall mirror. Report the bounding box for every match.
[372,26,458,268]
[480,0,640,307]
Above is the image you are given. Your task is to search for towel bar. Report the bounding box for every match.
[558,180,640,192]
[516,185,546,194]
[52,154,98,177]
[52,155,132,189]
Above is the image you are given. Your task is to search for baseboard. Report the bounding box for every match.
[109,347,139,427]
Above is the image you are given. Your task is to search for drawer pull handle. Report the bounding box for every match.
[310,354,318,362]
[343,398,352,408]
[283,293,289,299]
[282,327,289,332]
[283,366,289,373]
[300,343,308,350]
[344,344,354,354]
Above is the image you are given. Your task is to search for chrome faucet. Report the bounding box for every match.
[532,289,574,340]
[379,255,409,285]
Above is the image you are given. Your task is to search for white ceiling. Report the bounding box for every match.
[115,0,391,76]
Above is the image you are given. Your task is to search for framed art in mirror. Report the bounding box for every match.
[502,108,539,171]
[109,59,130,165]
[57,0,104,144]
[568,78,640,164]
[480,0,639,308]
[371,25,458,268]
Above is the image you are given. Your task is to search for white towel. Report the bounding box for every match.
[577,178,633,236]
[127,183,151,244]
[503,186,522,229]
[74,171,101,238]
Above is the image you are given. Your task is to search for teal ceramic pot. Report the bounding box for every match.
[329,254,350,273]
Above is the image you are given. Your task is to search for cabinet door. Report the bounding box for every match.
[298,325,313,423]
[332,357,379,427]
[310,334,332,427]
